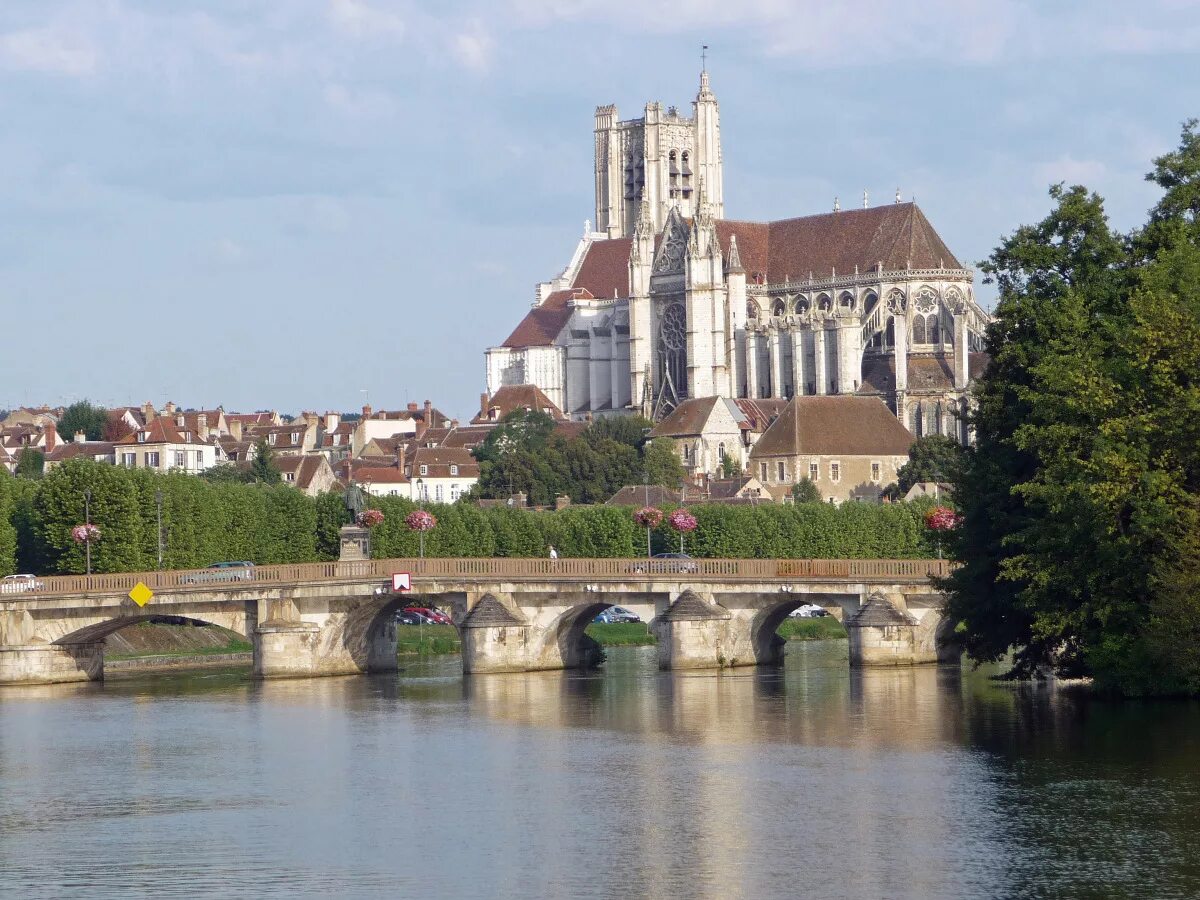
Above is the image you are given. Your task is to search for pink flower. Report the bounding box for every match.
[356,509,385,528]
[71,523,101,543]
[405,509,438,532]
[667,508,698,533]
[925,506,962,531]
[634,506,663,528]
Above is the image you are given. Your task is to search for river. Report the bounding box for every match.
[2,641,1199,899]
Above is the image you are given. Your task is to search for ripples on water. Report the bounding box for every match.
[2,642,1200,900]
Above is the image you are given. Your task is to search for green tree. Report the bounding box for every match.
[642,437,685,489]
[791,478,821,504]
[33,459,145,574]
[249,438,282,484]
[15,449,44,479]
[0,470,17,576]
[896,436,964,493]
[720,452,742,479]
[57,400,110,442]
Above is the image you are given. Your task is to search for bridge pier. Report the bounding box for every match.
[845,593,939,666]
[253,620,323,678]
[0,641,104,685]
[655,591,738,669]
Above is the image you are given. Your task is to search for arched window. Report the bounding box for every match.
[911,287,940,346]
[817,293,832,312]
[863,292,879,315]
[795,296,809,315]
[771,298,785,317]
[680,151,692,196]
[885,317,895,348]
[747,301,759,320]
[718,441,726,462]
[840,291,855,310]
[668,150,680,199]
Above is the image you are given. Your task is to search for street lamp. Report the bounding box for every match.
[155,489,164,569]
[83,489,92,576]
[415,478,425,558]
[643,470,652,558]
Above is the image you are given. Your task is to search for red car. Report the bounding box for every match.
[403,606,452,625]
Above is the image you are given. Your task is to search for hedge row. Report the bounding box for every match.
[0,460,938,576]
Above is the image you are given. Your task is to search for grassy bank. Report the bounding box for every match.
[777,617,847,641]
[107,635,252,660]
[586,622,657,646]
[396,624,461,655]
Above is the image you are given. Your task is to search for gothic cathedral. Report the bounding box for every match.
[485,71,990,443]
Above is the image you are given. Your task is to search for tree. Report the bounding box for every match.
[896,436,964,494]
[720,452,742,479]
[0,470,17,576]
[32,459,145,574]
[200,463,254,484]
[15,449,44,479]
[57,400,109,442]
[249,438,282,484]
[791,478,821,504]
[642,437,685,489]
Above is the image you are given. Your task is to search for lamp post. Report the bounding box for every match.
[415,478,425,558]
[643,470,652,558]
[83,489,92,576]
[155,489,164,569]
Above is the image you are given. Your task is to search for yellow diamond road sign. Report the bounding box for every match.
[129,582,153,607]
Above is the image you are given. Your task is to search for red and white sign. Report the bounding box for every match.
[392,573,412,593]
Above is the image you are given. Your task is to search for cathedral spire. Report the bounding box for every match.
[727,234,744,274]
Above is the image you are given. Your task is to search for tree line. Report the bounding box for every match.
[0,459,940,576]
[946,120,1200,696]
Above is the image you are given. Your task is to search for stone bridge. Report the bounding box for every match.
[0,557,956,685]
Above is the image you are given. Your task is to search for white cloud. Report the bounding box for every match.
[0,25,97,77]
[450,18,493,72]
[328,0,405,40]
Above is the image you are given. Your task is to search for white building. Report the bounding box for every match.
[113,419,218,473]
[486,70,990,442]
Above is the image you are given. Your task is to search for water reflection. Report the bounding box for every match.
[1,643,1199,899]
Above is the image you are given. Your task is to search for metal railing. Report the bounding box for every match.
[1,558,950,601]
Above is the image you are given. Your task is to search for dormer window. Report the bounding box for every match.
[419,464,427,476]
[184,432,191,442]
[268,433,277,445]
[450,465,458,476]
[137,431,146,443]
[291,433,299,445]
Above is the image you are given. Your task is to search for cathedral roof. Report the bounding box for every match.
[573,237,632,299]
[715,202,962,283]
[501,287,595,348]
[750,396,914,458]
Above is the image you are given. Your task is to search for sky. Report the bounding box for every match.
[2,0,1198,420]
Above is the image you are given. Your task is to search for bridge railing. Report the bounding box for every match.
[2,557,950,600]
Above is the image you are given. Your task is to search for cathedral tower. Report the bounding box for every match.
[594,71,725,238]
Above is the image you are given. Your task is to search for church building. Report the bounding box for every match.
[485,71,990,443]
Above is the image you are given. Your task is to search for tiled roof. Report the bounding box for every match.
[502,288,594,349]
[649,397,722,437]
[715,203,961,283]
[750,396,914,458]
[45,442,115,462]
[115,418,206,446]
[606,484,682,506]
[733,398,789,433]
[573,238,632,299]
[409,447,479,478]
[473,384,567,423]
[275,455,330,491]
[437,425,496,449]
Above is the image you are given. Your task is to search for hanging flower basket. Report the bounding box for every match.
[924,506,961,531]
[405,509,438,532]
[356,509,385,528]
[633,506,663,529]
[71,523,101,543]
[666,509,698,533]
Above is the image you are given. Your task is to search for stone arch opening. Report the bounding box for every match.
[354,593,461,672]
[547,602,615,670]
[749,595,851,665]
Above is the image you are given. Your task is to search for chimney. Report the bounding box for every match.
[424,399,433,424]
[74,430,87,444]
[44,422,57,451]
[362,404,373,418]
[142,401,156,421]
[175,413,185,427]
[396,444,406,471]
[324,411,340,433]
[407,402,419,413]
[479,392,489,419]
[230,419,243,441]
[165,401,176,414]
[450,418,459,429]
[198,414,208,437]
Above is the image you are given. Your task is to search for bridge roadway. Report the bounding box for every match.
[0,557,955,685]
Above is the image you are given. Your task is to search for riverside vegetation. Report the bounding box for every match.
[0,459,941,576]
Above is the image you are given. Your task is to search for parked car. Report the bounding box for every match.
[593,606,641,624]
[403,606,451,625]
[788,604,830,618]
[180,561,255,584]
[1,573,45,593]
[395,610,434,626]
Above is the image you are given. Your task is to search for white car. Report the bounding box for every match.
[1,574,45,593]
[788,603,828,619]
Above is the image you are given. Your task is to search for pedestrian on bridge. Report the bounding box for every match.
[548,545,558,560]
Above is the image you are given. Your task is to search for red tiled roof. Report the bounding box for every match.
[115,418,205,446]
[573,238,632,299]
[750,396,914,458]
[409,446,480,478]
[649,397,722,437]
[473,384,567,423]
[502,288,594,349]
[733,398,789,433]
[716,203,961,283]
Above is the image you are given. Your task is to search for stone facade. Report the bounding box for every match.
[487,71,990,442]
